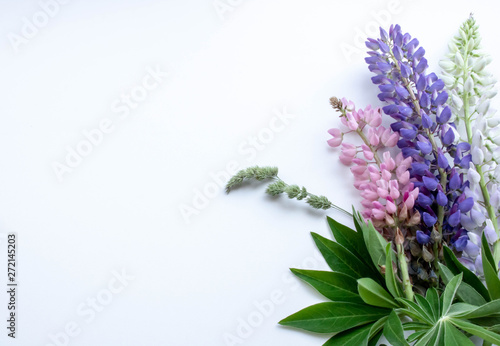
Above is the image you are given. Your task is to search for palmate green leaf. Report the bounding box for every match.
[383,310,410,346]
[278,301,389,333]
[353,210,388,269]
[439,263,487,306]
[452,299,500,319]
[441,274,463,316]
[443,321,475,346]
[450,318,500,345]
[327,216,371,266]
[481,233,500,300]
[311,233,378,281]
[443,246,490,302]
[385,243,404,299]
[290,269,363,303]
[358,278,399,309]
[323,323,372,346]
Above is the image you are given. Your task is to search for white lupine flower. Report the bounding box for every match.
[472,147,485,165]
[441,74,456,86]
[464,77,474,92]
[451,93,463,109]
[448,40,459,53]
[460,28,467,40]
[484,90,497,99]
[471,208,486,226]
[477,100,490,114]
[490,188,500,209]
[475,256,484,276]
[468,163,481,184]
[467,38,475,51]
[464,240,480,259]
[474,58,487,72]
[439,60,456,73]
[472,130,484,147]
[455,52,465,67]
[491,135,500,146]
[467,231,481,246]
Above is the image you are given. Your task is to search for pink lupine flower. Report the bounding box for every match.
[327,128,343,147]
[328,97,420,234]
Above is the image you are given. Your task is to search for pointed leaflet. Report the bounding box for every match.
[450,318,500,345]
[383,310,410,346]
[326,316,388,346]
[414,294,436,323]
[290,269,363,303]
[452,299,500,319]
[481,233,500,300]
[407,331,427,343]
[413,324,440,346]
[447,303,476,317]
[278,301,389,333]
[443,246,490,301]
[425,288,440,321]
[385,243,404,298]
[441,274,463,316]
[367,330,382,346]
[311,233,378,280]
[323,323,372,346]
[443,322,475,345]
[353,211,388,269]
[396,298,434,324]
[357,278,399,309]
[327,216,372,266]
[439,263,487,306]
[424,321,444,346]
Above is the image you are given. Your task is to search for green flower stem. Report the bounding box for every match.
[396,241,414,301]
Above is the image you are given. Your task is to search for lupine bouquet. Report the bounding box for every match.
[226,16,500,345]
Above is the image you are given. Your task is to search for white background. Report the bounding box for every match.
[1,0,499,345]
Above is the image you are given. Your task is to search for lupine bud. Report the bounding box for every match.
[439,60,455,72]
[476,100,490,114]
[451,94,463,109]
[422,246,434,262]
[423,212,437,226]
[464,77,474,92]
[436,191,448,206]
[454,52,464,67]
[458,197,474,212]
[472,147,485,165]
[454,235,468,251]
[416,230,431,244]
[470,209,486,225]
[448,211,461,227]
[475,256,484,276]
[484,225,498,244]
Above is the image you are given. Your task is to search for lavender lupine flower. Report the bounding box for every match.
[365,25,473,281]
[327,97,420,242]
[440,15,500,273]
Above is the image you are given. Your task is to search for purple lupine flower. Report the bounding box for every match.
[364,25,474,276]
